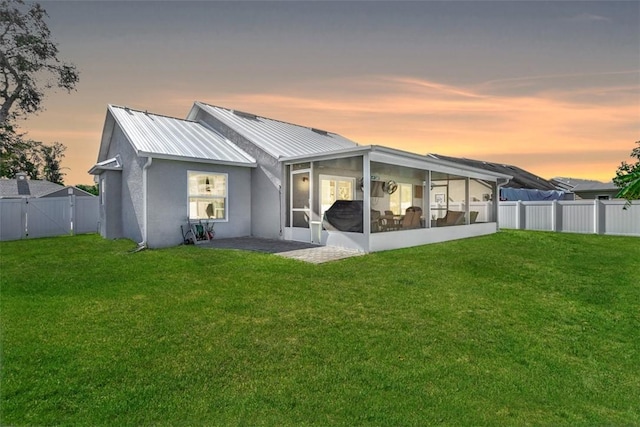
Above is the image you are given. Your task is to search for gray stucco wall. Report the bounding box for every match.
[101,170,122,238]
[146,159,252,248]
[95,124,129,240]
[195,109,283,239]
[107,125,144,244]
[251,166,282,239]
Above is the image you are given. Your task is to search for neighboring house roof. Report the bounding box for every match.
[190,102,359,159]
[1,176,96,198]
[551,177,618,193]
[0,174,66,198]
[41,187,96,198]
[102,105,256,167]
[428,154,559,190]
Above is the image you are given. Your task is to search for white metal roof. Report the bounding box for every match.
[108,105,256,166]
[192,102,358,159]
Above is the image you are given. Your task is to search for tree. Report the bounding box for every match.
[0,0,79,183]
[613,141,640,208]
[76,183,98,196]
[0,0,79,124]
[40,140,65,184]
[0,123,66,182]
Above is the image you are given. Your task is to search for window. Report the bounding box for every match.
[389,183,413,215]
[320,175,355,216]
[188,171,227,220]
[100,178,105,205]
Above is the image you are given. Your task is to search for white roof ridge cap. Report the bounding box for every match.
[110,104,199,123]
[201,102,347,135]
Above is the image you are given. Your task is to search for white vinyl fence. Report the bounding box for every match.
[0,196,99,241]
[499,200,639,237]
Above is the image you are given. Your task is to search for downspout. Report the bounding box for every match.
[279,184,283,236]
[137,156,153,250]
[496,177,509,198]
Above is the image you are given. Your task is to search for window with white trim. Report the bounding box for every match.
[320,175,356,216]
[188,171,227,220]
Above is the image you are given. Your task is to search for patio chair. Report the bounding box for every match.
[436,210,465,227]
[371,209,381,232]
[380,210,398,231]
[401,206,423,229]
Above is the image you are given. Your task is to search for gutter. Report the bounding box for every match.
[497,177,510,188]
[496,177,510,201]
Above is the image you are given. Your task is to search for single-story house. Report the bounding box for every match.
[90,102,512,252]
[0,172,95,199]
[551,177,619,200]
[428,154,568,201]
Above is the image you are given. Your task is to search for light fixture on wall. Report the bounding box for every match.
[302,176,309,182]
[205,177,211,192]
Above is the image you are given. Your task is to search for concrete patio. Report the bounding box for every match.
[201,237,364,264]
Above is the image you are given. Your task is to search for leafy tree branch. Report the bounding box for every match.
[1,0,79,184]
[0,0,79,124]
[613,141,640,208]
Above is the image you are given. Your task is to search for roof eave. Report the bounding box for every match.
[281,145,512,180]
[279,145,373,163]
[136,152,257,168]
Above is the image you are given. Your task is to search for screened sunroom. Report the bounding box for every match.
[281,145,511,253]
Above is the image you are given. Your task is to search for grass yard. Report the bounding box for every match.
[1,230,639,426]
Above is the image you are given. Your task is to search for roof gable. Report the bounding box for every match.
[40,186,96,198]
[103,105,256,167]
[191,102,358,159]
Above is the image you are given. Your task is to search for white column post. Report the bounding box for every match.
[426,171,432,228]
[465,177,470,224]
[363,153,371,251]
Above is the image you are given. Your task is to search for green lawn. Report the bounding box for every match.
[1,231,639,426]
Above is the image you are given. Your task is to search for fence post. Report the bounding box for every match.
[21,199,27,239]
[551,200,562,231]
[516,200,522,229]
[593,199,602,234]
[595,199,606,235]
[69,191,76,235]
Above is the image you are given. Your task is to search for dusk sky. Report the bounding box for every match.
[19,1,640,185]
